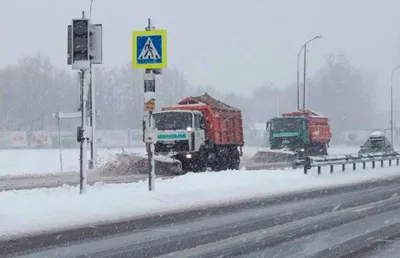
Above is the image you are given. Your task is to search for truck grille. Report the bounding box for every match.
[272,137,300,149]
[155,140,190,153]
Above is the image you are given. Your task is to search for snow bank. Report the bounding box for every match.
[0,146,363,177]
[1,166,400,240]
[97,152,182,176]
[0,148,146,176]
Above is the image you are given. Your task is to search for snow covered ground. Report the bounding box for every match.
[1,165,400,240]
[0,147,146,177]
[0,146,361,177]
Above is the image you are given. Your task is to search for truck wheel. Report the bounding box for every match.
[218,148,232,171]
[198,145,210,172]
[230,148,240,170]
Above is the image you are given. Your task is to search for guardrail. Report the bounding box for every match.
[302,152,400,175]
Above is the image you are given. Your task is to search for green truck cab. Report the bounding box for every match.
[266,110,331,156]
[267,116,308,151]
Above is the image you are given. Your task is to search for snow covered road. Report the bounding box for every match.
[1,166,400,243]
[6,174,400,257]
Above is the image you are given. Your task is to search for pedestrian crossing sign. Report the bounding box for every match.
[132,30,167,69]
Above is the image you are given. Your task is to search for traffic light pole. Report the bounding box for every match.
[88,67,97,169]
[68,11,103,194]
[79,70,88,194]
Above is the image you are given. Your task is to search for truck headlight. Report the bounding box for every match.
[186,127,192,132]
[185,153,192,159]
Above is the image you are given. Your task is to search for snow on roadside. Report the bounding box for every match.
[0,146,362,177]
[0,148,146,177]
[1,166,400,240]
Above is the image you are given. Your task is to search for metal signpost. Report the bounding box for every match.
[132,18,167,191]
[67,11,103,194]
[53,111,83,173]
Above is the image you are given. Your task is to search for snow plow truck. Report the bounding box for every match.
[246,110,332,169]
[267,109,331,156]
[145,93,244,173]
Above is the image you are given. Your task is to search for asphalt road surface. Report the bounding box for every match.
[3,177,400,258]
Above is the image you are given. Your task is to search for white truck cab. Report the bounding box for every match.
[149,110,206,156]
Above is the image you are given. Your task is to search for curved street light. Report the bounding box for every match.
[390,65,400,147]
[296,35,322,110]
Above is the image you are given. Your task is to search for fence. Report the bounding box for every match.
[0,130,145,149]
[303,152,400,175]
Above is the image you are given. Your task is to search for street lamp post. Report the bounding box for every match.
[390,66,400,147]
[296,35,322,110]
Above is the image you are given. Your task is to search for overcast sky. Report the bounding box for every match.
[1,0,400,106]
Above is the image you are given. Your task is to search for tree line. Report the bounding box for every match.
[0,52,376,139]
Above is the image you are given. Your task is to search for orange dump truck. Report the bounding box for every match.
[149,93,244,172]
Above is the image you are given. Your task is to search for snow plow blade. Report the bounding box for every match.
[244,149,302,170]
[98,152,183,176]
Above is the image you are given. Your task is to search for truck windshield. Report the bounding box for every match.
[153,112,192,130]
[271,119,303,131]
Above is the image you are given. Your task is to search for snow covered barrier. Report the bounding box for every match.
[97,152,182,176]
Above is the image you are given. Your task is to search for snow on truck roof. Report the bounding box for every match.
[284,109,327,118]
[177,93,240,111]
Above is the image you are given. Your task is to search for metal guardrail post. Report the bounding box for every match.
[304,156,311,175]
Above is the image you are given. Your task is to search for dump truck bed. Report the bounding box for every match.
[282,109,331,143]
[161,93,244,146]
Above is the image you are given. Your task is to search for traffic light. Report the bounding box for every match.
[72,19,89,61]
[72,19,90,69]
[68,23,102,66]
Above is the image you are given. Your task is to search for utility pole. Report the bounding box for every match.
[296,50,301,110]
[390,66,400,147]
[132,18,167,191]
[296,35,322,110]
[303,44,307,110]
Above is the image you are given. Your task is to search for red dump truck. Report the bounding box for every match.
[267,109,331,156]
[149,93,244,172]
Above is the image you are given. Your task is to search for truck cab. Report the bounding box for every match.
[149,110,206,158]
[267,116,308,151]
